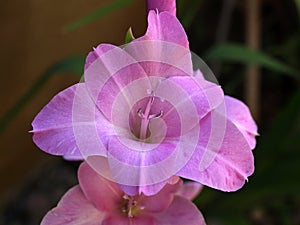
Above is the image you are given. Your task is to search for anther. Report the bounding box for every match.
[148,110,163,119]
[137,108,145,119]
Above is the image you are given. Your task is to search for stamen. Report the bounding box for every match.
[137,108,144,119]
[123,194,130,200]
[121,195,139,218]
[128,208,133,218]
[148,110,163,119]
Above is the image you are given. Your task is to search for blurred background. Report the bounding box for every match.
[0,0,299,224]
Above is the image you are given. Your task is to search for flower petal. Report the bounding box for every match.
[31,83,112,159]
[102,214,156,225]
[155,196,206,225]
[224,96,258,149]
[78,161,123,212]
[85,44,116,71]
[133,11,191,79]
[106,133,198,195]
[177,104,255,192]
[105,138,176,195]
[83,155,172,197]
[41,186,105,225]
[138,179,182,213]
[118,181,169,197]
[146,0,176,16]
[159,76,224,121]
[138,11,189,48]
[31,84,80,158]
[63,151,84,161]
[84,45,152,122]
[124,41,193,78]
[176,182,203,200]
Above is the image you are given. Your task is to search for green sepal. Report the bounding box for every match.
[125,27,135,44]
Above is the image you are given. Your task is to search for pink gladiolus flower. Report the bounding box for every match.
[31,1,257,195]
[41,162,206,225]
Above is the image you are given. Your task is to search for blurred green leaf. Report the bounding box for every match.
[205,43,299,78]
[0,55,85,134]
[124,27,135,44]
[65,0,135,32]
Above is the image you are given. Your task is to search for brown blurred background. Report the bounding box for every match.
[0,0,146,205]
[1,0,300,224]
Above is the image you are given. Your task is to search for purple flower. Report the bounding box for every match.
[41,162,205,225]
[146,0,176,16]
[31,1,257,195]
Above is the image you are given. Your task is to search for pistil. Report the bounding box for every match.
[137,96,163,140]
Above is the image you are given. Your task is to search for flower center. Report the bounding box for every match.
[121,195,144,218]
[137,95,163,140]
